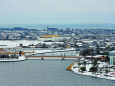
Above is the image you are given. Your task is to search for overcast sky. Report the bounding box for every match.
[0,0,115,24]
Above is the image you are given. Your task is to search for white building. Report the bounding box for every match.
[109,51,115,65]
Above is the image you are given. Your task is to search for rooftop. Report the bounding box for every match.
[109,51,115,55]
[40,35,61,38]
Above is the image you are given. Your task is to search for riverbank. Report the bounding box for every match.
[72,67,115,81]
[70,61,115,81]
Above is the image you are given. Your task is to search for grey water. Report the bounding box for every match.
[0,60,115,86]
[0,24,115,29]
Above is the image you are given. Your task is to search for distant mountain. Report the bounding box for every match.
[0,27,37,31]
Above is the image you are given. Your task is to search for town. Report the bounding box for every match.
[1,0,115,85]
[0,27,115,80]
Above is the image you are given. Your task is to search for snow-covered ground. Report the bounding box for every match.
[72,68,115,80]
[0,40,63,48]
[71,61,115,81]
[24,48,76,56]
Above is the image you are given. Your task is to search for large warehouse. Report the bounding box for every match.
[38,35,71,41]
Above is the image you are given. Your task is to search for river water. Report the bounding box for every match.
[0,60,115,86]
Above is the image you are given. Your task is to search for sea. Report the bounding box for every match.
[0,23,115,29]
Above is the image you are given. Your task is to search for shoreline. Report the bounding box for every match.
[72,68,115,81]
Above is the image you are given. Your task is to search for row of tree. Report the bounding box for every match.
[78,60,99,74]
[79,49,110,62]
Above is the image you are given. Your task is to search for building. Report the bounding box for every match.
[38,35,71,41]
[109,51,115,65]
[84,55,105,61]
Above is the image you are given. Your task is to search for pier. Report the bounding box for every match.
[66,61,77,71]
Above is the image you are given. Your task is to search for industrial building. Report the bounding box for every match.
[38,35,71,41]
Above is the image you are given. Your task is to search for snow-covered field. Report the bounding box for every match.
[0,40,39,48]
[0,40,63,48]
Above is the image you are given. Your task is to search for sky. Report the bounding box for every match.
[0,0,115,24]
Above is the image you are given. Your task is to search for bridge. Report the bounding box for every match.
[0,49,80,60]
[26,56,81,60]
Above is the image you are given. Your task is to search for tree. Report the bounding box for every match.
[105,46,112,51]
[82,61,87,67]
[19,51,22,56]
[80,67,86,72]
[113,62,115,65]
[105,55,110,62]
[105,70,109,74]
[89,66,97,72]
[96,50,100,55]
[89,59,98,74]
[42,44,48,48]
[79,49,94,56]
[96,44,100,54]
[92,59,97,67]
[78,62,81,66]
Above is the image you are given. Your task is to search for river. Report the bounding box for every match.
[0,60,115,86]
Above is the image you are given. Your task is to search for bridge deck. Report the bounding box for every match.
[26,56,80,58]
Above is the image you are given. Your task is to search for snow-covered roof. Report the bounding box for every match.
[85,55,104,58]
[76,43,82,45]
[109,51,115,55]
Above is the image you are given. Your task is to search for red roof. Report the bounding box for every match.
[110,73,115,75]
